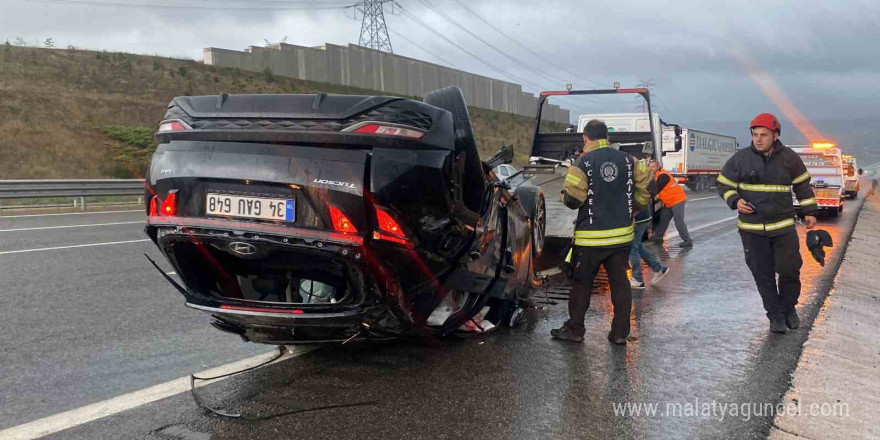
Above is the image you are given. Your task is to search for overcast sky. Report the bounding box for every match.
[3,0,880,149]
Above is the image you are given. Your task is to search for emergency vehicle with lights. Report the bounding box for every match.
[791,143,846,217]
[842,154,860,198]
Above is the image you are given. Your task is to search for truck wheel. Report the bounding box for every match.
[698,177,710,192]
[829,207,840,218]
[424,87,485,213]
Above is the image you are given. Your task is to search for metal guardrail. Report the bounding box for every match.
[0,179,145,199]
[0,179,145,210]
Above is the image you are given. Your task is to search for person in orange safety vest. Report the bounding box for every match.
[647,160,692,247]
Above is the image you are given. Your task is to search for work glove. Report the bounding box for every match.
[806,230,834,266]
[562,242,578,279]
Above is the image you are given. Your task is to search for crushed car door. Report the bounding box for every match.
[442,183,509,299]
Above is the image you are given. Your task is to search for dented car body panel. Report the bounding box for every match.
[144,91,543,345]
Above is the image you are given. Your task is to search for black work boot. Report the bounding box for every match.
[607,332,628,345]
[768,314,787,334]
[551,322,584,343]
[785,308,801,329]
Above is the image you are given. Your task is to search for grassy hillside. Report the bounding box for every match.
[0,44,558,179]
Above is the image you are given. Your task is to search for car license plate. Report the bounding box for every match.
[206,193,295,222]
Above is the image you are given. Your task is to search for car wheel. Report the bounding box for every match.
[532,194,546,258]
[424,86,485,213]
[507,306,525,328]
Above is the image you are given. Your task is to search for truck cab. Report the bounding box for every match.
[790,143,846,217]
[842,154,860,198]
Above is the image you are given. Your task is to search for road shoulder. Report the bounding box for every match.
[769,191,880,440]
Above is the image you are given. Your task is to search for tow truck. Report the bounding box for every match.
[791,142,845,217]
[524,88,668,249]
[842,154,861,198]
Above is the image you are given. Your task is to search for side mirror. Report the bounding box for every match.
[674,135,682,152]
[674,126,682,136]
[858,168,864,175]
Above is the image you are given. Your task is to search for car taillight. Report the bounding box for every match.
[149,196,159,216]
[328,205,357,234]
[373,206,409,245]
[160,190,178,216]
[353,123,425,139]
[375,207,403,235]
[157,120,190,133]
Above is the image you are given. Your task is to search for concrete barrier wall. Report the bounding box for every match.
[203,43,570,124]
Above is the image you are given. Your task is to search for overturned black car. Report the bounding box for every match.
[144,87,546,345]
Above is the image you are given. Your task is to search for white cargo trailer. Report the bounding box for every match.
[661,128,737,191]
[576,113,663,152]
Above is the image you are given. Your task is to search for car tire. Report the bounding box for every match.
[531,194,546,258]
[424,87,485,213]
[507,306,525,328]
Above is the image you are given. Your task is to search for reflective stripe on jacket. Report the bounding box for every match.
[562,140,640,248]
[716,140,817,236]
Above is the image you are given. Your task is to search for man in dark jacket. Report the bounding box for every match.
[552,120,652,344]
[716,113,817,334]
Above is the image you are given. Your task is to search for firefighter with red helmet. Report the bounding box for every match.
[717,113,817,334]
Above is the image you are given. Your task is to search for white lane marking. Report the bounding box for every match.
[0,221,144,233]
[0,347,316,440]
[689,196,718,202]
[0,239,151,256]
[665,216,737,240]
[167,271,177,275]
[0,210,141,219]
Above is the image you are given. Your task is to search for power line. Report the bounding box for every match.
[392,18,597,117]
[17,0,348,10]
[395,3,602,117]
[414,0,569,89]
[650,92,680,121]
[389,29,461,69]
[181,0,352,3]
[449,0,605,89]
[395,5,539,89]
[409,0,612,107]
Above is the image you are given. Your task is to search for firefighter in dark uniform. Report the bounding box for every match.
[716,113,817,334]
[551,120,652,344]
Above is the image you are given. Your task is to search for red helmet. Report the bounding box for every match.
[750,113,781,134]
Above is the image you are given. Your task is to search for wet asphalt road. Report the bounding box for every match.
[0,210,268,429]
[0,187,868,439]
